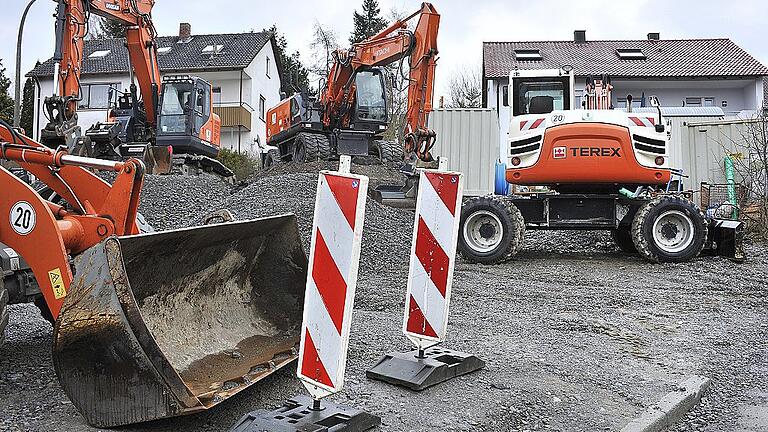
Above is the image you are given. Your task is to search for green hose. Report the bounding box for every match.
[725,155,738,219]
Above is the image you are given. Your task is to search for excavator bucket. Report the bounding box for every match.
[51,215,307,428]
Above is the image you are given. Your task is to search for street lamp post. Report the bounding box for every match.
[14,0,38,128]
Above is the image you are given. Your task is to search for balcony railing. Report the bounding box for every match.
[214,102,254,131]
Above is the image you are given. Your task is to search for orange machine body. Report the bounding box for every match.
[0,126,142,319]
[266,97,294,142]
[507,122,672,186]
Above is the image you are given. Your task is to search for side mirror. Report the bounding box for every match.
[649,95,660,108]
[280,91,287,100]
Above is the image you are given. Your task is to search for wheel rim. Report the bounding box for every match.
[294,141,306,162]
[463,210,504,253]
[652,210,695,253]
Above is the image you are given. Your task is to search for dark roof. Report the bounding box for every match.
[28,31,274,77]
[483,38,768,79]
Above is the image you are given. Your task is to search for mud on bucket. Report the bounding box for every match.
[52,214,307,428]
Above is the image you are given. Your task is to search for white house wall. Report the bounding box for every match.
[30,42,281,157]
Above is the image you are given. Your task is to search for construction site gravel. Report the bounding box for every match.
[1,163,766,432]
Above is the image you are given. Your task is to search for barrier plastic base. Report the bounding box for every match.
[229,395,381,432]
[366,346,485,391]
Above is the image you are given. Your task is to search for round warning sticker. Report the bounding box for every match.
[10,201,36,236]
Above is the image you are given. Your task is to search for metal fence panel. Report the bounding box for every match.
[430,108,498,196]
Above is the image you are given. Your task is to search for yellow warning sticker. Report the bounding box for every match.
[48,268,67,300]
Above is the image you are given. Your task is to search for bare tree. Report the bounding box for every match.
[309,20,339,83]
[715,111,768,239]
[381,6,409,142]
[446,66,482,108]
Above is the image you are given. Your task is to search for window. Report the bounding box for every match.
[703,97,715,107]
[157,47,172,55]
[502,85,509,107]
[259,95,266,121]
[212,87,222,105]
[201,44,223,55]
[574,89,584,108]
[616,48,646,60]
[685,97,702,107]
[77,83,120,109]
[513,49,542,61]
[266,57,271,78]
[88,50,111,59]
[512,78,570,116]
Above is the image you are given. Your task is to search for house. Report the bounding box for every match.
[483,31,768,150]
[27,23,282,156]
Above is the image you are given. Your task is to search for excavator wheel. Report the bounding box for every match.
[0,277,8,347]
[611,226,637,253]
[370,140,403,163]
[264,149,282,168]
[631,195,707,263]
[293,133,331,163]
[458,195,525,264]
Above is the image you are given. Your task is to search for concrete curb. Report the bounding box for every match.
[621,375,711,432]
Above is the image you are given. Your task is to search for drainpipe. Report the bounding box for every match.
[14,0,38,127]
[238,69,243,153]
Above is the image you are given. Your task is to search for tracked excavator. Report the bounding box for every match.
[265,2,440,178]
[40,0,232,178]
[0,118,307,427]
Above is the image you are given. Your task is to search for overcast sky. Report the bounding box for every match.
[2,0,767,99]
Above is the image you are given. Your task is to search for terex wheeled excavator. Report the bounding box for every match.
[41,0,232,178]
[0,119,308,427]
[265,2,440,169]
[458,68,743,263]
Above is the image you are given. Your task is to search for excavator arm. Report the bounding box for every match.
[321,2,440,161]
[47,0,160,146]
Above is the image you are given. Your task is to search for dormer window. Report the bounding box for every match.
[88,50,111,59]
[202,45,224,55]
[514,49,542,61]
[616,48,646,60]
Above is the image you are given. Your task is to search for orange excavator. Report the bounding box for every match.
[265,2,439,168]
[42,0,231,178]
[0,117,308,427]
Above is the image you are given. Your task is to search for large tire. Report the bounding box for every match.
[631,195,707,263]
[293,133,331,163]
[370,140,402,163]
[458,195,525,264]
[264,149,282,168]
[612,226,637,253]
[0,277,8,347]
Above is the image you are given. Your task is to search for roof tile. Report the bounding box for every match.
[29,32,272,77]
[483,38,768,79]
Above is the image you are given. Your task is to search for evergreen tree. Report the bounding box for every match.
[349,0,388,44]
[263,25,312,95]
[20,63,38,134]
[0,60,14,124]
[90,16,126,39]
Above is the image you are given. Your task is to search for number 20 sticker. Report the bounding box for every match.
[10,201,36,236]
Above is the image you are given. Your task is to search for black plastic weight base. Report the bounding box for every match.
[366,346,485,391]
[229,395,380,432]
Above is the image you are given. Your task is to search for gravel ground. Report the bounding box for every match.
[1,163,766,432]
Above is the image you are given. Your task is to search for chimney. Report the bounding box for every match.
[179,23,192,43]
[574,30,587,43]
[647,32,660,41]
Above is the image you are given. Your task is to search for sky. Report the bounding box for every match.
[2,0,768,100]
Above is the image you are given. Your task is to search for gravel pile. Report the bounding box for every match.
[1,164,767,432]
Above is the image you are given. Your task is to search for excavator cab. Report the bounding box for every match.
[353,69,389,132]
[156,76,221,159]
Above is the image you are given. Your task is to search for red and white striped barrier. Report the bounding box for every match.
[403,169,464,349]
[628,116,657,128]
[297,166,368,400]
